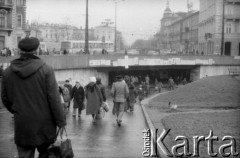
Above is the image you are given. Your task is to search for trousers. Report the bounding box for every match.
[17,142,53,158]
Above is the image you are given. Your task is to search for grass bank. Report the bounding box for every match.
[146,75,240,158]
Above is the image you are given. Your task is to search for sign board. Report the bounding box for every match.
[89,57,215,67]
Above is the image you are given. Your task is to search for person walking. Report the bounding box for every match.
[64,80,73,111]
[111,75,129,126]
[158,81,163,93]
[168,77,175,91]
[96,77,106,102]
[182,78,187,85]
[128,83,137,112]
[1,37,66,158]
[62,85,71,111]
[138,84,144,105]
[85,77,103,124]
[71,81,85,117]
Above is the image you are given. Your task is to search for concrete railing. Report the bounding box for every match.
[1,54,240,70]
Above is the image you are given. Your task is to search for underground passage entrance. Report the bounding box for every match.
[108,66,193,85]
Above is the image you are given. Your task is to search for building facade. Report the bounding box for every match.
[72,26,94,41]
[94,23,124,51]
[158,0,188,51]
[27,22,79,42]
[27,21,124,51]
[198,0,240,56]
[94,24,115,43]
[168,11,199,54]
[0,0,26,50]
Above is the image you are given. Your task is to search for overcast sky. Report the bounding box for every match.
[26,0,199,45]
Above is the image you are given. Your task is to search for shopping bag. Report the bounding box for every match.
[102,102,109,112]
[48,127,74,158]
[63,94,71,103]
[96,107,105,120]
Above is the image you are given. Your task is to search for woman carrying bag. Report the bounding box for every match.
[85,77,103,124]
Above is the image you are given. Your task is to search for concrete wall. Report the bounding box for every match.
[1,55,240,70]
[199,65,240,78]
[54,68,109,87]
[190,66,200,81]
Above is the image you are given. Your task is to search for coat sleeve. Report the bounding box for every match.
[125,84,129,99]
[1,71,14,114]
[45,65,66,127]
[71,87,75,100]
[101,86,107,102]
[95,85,103,103]
[111,83,115,98]
[81,86,85,102]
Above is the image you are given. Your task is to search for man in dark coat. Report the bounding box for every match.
[1,37,66,158]
[71,81,85,117]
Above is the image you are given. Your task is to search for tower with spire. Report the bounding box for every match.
[163,0,172,18]
[187,0,193,12]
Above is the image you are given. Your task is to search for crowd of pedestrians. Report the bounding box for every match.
[0,47,17,57]
[0,36,190,158]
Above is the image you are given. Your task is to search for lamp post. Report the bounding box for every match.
[220,0,225,55]
[84,0,89,54]
[108,0,124,52]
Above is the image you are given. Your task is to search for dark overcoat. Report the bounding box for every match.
[85,82,103,115]
[1,54,66,146]
[71,86,85,109]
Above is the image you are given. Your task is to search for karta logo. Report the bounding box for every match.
[142,129,239,157]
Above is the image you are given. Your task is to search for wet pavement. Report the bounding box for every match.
[0,99,148,158]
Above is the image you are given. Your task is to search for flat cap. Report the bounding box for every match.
[18,37,40,52]
[116,75,123,79]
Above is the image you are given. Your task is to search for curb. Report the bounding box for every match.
[140,92,169,158]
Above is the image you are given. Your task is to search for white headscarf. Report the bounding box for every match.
[89,76,96,83]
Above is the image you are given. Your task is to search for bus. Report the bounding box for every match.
[60,40,114,54]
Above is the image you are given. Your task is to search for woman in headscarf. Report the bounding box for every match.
[85,77,103,124]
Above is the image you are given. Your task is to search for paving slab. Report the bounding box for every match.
[0,99,147,158]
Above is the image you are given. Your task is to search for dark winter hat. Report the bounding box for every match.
[18,37,40,53]
[116,75,123,79]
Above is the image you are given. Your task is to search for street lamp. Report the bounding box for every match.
[84,0,89,54]
[108,0,125,52]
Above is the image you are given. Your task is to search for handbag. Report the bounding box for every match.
[48,127,74,158]
[102,102,109,112]
[63,94,71,103]
[96,107,105,120]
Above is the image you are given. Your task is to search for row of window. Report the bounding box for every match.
[0,13,22,28]
[0,0,25,6]
[72,43,113,49]
[95,31,113,34]
[16,0,25,6]
[45,34,67,39]
[96,36,111,40]
[199,41,214,54]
